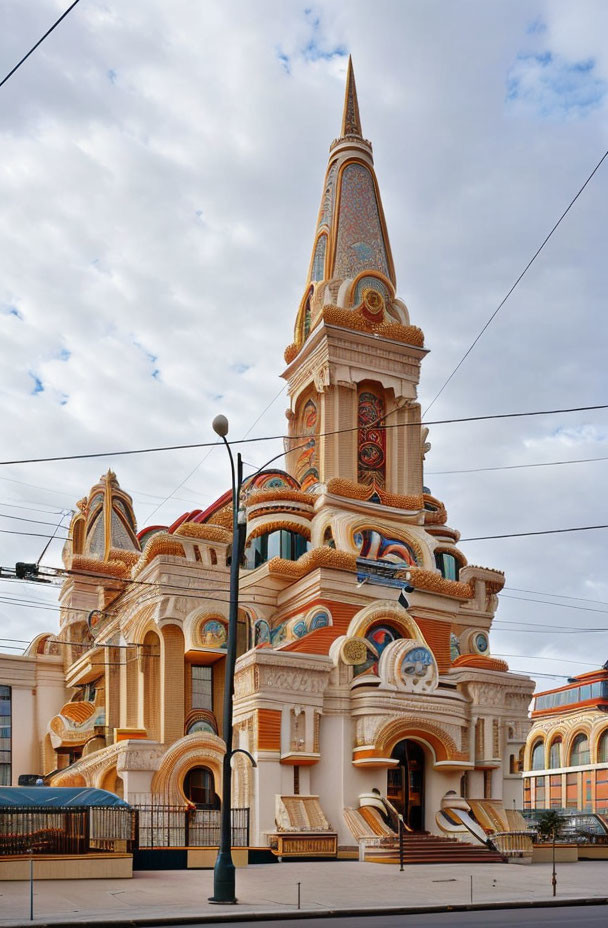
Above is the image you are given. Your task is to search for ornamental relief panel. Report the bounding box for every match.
[466,682,509,707]
[353,713,462,751]
[259,668,329,696]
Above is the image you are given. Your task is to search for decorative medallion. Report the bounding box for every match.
[341,637,369,666]
[473,632,489,654]
[200,619,227,649]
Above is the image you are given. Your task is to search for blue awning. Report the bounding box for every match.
[0,787,131,808]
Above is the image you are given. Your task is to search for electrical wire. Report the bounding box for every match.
[504,587,608,608]
[426,454,608,476]
[0,529,70,540]
[499,594,608,615]
[461,524,608,542]
[143,386,288,523]
[2,402,607,467]
[0,0,83,89]
[423,146,608,416]
[0,512,70,528]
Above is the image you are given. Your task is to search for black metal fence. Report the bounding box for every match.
[135,805,249,848]
[0,806,137,856]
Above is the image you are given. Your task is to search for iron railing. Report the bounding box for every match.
[134,805,249,848]
[0,806,137,856]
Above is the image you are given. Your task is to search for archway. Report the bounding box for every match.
[387,739,425,831]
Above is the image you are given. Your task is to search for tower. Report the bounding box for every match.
[284,57,426,500]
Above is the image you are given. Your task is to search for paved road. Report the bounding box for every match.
[151,905,608,928]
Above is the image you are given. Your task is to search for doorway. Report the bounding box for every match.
[387,739,425,831]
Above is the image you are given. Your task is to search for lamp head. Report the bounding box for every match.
[212,414,229,438]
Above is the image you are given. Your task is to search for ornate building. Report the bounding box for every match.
[1,61,534,852]
[523,667,608,813]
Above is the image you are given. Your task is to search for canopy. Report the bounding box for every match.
[0,787,130,808]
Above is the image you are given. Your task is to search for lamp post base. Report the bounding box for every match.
[209,850,236,905]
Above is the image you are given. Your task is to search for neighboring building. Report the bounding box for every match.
[524,667,608,813]
[0,62,534,847]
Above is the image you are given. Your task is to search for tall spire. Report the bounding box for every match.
[340,56,362,138]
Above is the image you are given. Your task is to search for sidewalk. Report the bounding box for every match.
[1,860,606,926]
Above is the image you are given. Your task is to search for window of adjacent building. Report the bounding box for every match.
[549,738,562,769]
[598,730,608,763]
[191,666,213,711]
[570,733,590,767]
[0,685,10,786]
[531,739,545,770]
[244,530,309,569]
[434,552,460,581]
[184,766,217,808]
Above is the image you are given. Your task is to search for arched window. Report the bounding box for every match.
[549,738,562,769]
[357,385,386,488]
[598,730,608,764]
[353,623,402,678]
[531,739,545,770]
[435,551,460,581]
[186,718,216,735]
[183,766,218,809]
[570,733,590,767]
[209,548,217,566]
[244,530,309,569]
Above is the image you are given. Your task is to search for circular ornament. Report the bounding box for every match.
[401,646,433,683]
[473,632,489,654]
[362,287,384,318]
[341,638,369,666]
[359,441,385,469]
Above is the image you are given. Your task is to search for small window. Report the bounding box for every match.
[187,718,216,735]
[549,739,562,769]
[184,766,218,808]
[531,739,545,770]
[435,552,459,581]
[570,733,590,767]
[244,530,310,569]
[191,666,213,711]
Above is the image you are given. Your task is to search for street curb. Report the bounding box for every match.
[3,896,607,927]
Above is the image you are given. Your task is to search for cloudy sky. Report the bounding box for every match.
[0,0,606,688]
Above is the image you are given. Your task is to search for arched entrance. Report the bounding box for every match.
[387,740,425,831]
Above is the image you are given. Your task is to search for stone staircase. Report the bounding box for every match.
[364,831,506,865]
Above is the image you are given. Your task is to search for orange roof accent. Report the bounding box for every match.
[415,618,451,673]
[452,655,508,672]
[282,602,359,655]
[257,709,281,751]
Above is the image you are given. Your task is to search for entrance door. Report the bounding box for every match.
[387,739,425,831]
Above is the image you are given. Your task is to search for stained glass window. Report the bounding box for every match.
[357,387,386,487]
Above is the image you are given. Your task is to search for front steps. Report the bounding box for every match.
[365,832,506,865]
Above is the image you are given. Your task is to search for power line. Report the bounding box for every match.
[2,402,607,467]
[0,0,83,89]
[0,500,65,515]
[495,653,595,668]
[505,586,608,608]
[423,146,608,415]
[499,593,608,616]
[0,512,70,528]
[426,454,608,477]
[461,524,608,542]
[0,529,70,540]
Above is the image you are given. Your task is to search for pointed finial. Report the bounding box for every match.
[341,56,362,138]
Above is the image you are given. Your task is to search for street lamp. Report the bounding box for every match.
[209,414,246,905]
[208,419,313,903]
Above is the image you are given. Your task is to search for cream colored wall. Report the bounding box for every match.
[0,653,65,783]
